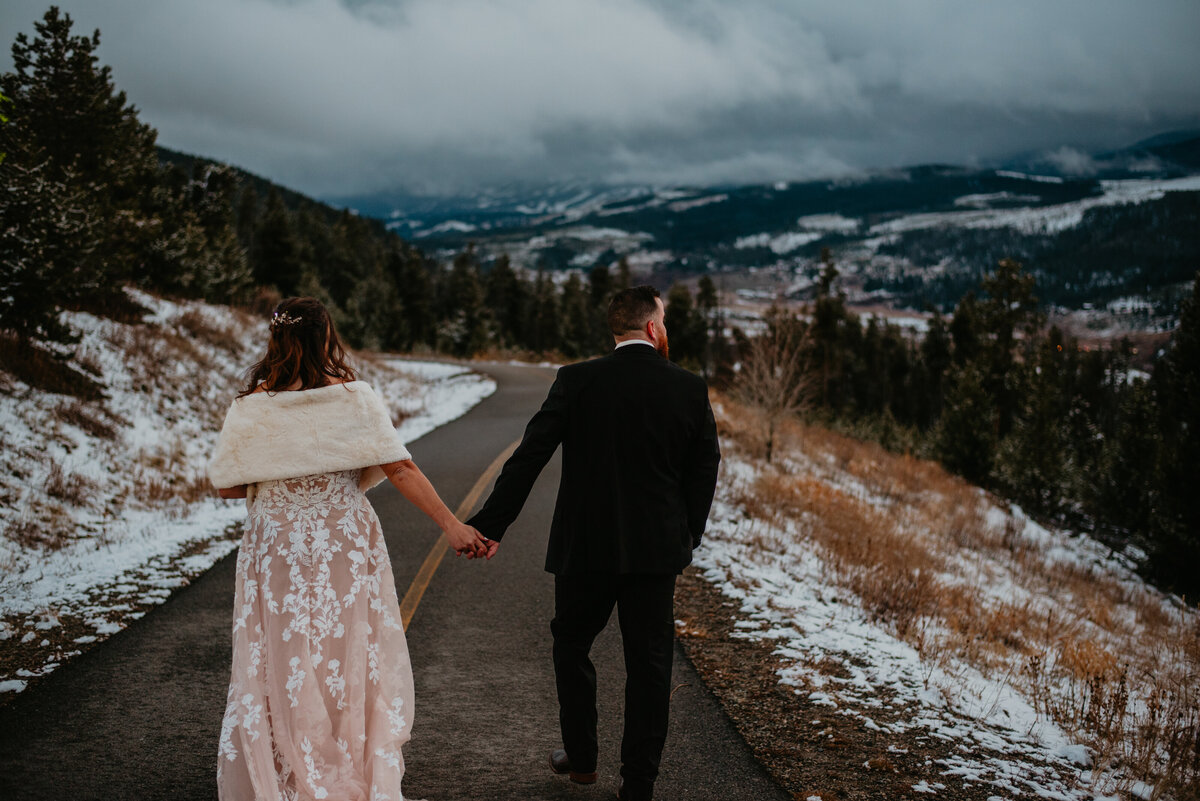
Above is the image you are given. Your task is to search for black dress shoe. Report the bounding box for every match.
[616,778,653,801]
[549,748,598,784]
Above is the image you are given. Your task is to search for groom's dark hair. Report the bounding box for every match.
[608,285,661,336]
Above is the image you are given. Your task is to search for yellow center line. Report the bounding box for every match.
[399,439,520,630]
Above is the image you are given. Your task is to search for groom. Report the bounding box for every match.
[468,285,721,801]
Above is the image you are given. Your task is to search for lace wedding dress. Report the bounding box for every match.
[217,469,415,801]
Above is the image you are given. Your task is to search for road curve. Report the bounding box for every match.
[0,362,788,801]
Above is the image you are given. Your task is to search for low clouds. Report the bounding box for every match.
[1,0,1198,197]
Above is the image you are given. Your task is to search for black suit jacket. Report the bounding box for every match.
[468,344,721,575]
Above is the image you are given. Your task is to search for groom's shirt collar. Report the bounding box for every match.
[614,339,654,350]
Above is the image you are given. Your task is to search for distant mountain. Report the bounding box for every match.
[157,146,395,236]
[1000,130,1200,179]
[328,133,1199,326]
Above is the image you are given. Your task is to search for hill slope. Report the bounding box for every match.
[673,394,1199,800]
[0,291,494,699]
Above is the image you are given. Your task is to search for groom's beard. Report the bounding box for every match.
[655,330,669,360]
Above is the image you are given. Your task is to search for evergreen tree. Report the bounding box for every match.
[235,185,258,249]
[949,291,982,365]
[993,329,1070,519]
[344,261,403,351]
[389,249,435,351]
[485,255,528,349]
[810,250,852,409]
[918,312,952,425]
[696,274,720,379]
[528,269,561,354]
[254,188,305,294]
[1147,270,1200,596]
[614,257,632,292]
[664,282,705,368]
[1,7,159,291]
[587,263,614,351]
[0,91,9,164]
[977,259,1042,440]
[559,273,591,358]
[1089,378,1159,549]
[0,153,98,344]
[443,249,490,357]
[935,364,996,485]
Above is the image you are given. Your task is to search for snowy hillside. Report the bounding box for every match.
[363,158,1200,336]
[0,291,494,698]
[684,396,1198,800]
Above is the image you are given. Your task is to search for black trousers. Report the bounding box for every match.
[551,572,677,796]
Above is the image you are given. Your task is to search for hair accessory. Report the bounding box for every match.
[270,310,303,330]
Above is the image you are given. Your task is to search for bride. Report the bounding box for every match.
[208,296,487,801]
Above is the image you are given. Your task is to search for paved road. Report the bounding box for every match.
[0,362,788,801]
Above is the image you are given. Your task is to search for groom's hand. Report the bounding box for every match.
[483,538,500,560]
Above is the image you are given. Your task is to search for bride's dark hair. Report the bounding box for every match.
[239,297,356,397]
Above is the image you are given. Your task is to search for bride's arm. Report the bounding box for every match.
[218,484,248,499]
[380,460,487,557]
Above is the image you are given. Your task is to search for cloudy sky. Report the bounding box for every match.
[2,0,1198,199]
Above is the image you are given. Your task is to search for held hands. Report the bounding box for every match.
[444,520,499,560]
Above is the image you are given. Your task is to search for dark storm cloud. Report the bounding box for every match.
[1,0,1198,197]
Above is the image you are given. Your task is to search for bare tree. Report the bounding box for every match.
[734,310,816,463]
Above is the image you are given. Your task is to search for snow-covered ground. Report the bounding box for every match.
[696,401,1197,799]
[0,291,494,696]
[868,174,1200,236]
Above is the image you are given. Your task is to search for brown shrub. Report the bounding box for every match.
[3,517,71,550]
[177,308,244,356]
[0,336,104,400]
[713,391,1200,794]
[53,399,118,440]
[44,463,93,506]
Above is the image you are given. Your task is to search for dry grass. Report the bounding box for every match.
[44,463,94,506]
[176,308,245,356]
[714,392,1200,798]
[53,399,118,440]
[2,516,73,551]
[0,335,104,400]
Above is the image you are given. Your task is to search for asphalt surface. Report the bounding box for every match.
[0,362,789,801]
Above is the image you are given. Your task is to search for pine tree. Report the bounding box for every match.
[559,273,591,358]
[529,269,561,354]
[949,292,982,365]
[1,7,159,291]
[235,185,259,249]
[810,250,851,409]
[1147,270,1200,596]
[936,364,996,485]
[614,257,632,292]
[993,329,1070,519]
[977,259,1042,440]
[0,155,98,344]
[1089,378,1159,549]
[344,261,403,351]
[664,282,705,369]
[388,249,435,351]
[485,255,528,349]
[254,188,304,294]
[696,274,721,379]
[587,263,614,352]
[0,91,10,164]
[443,249,490,357]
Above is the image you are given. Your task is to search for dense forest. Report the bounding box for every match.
[1,7,1197,598]
[870,190,1200,311]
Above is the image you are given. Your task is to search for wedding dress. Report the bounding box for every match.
[217,468,414,801]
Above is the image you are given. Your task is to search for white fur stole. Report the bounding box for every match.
[207,381,411,507]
